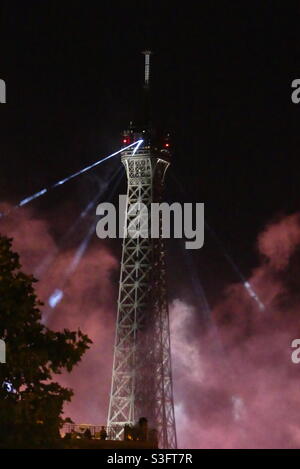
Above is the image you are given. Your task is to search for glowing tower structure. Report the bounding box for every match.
[107,52,177,449]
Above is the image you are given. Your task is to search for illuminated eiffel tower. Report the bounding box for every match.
[107,52,177,449]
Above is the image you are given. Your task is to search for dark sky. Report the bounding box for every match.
[0,0,300,308]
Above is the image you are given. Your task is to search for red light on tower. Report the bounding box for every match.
[122,136,131,145]
[164,142,170,148]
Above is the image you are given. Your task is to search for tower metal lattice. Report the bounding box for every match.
[107,141,177,449]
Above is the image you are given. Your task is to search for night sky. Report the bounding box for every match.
[1,1,300,304]
[1,1,300,448]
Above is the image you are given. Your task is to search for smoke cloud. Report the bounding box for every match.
[171,212,300,448]
[1,203,300,448]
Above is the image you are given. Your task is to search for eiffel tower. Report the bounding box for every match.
[107,52,177,449]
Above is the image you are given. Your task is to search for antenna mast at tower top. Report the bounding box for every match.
[142,50,152,89]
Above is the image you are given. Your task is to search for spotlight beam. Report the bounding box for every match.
[170,170,265,311]
[205,222,265,311]
[0,140,142,217]
[43,168,125,322]
[34,167,123,278]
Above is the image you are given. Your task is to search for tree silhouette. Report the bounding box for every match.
[0,235,92,448]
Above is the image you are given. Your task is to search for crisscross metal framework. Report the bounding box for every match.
[107,145,177,449]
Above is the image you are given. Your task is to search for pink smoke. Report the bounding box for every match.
[257,213,300,270]
[171,212,300,448]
